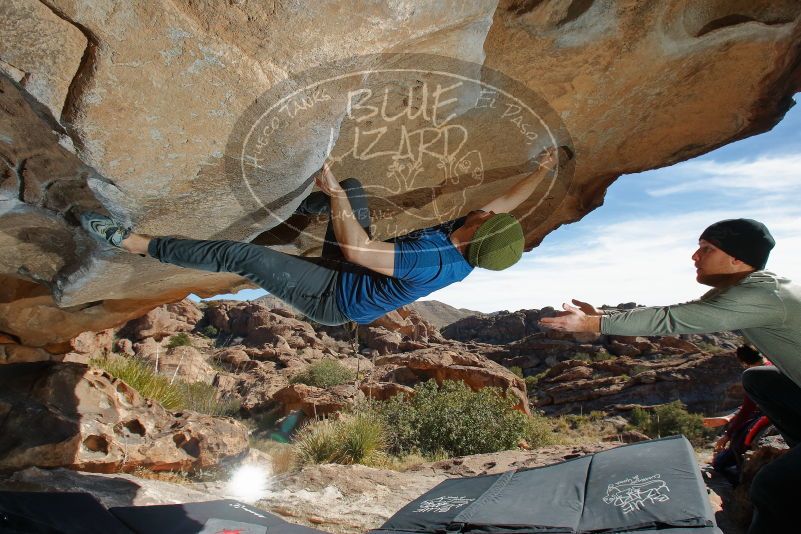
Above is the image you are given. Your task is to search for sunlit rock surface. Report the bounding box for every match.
[1,1,800,346]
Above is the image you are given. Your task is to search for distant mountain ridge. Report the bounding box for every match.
[409,300,485,329]
[250,295,483,330]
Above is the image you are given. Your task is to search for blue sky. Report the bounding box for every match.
[193,95,800,312]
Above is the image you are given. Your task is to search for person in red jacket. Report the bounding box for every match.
[704,345,771,483]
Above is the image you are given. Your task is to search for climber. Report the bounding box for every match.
[539,218,801,534]
[81,147,564,327]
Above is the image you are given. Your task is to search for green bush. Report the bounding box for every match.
[290,359,355,388]
[94,356,183,409]
[176,382,240,417]
[695,341,724,353]
[571,352,591,362]
[525,370,548,388]
[295,413,385,466]
[631,400,708,446]
[200,325,219,338]
[166,332,192,349]
[374,380,555,457]
[591,349,614,362]
[92,355,239,416]
[509,366,524,378]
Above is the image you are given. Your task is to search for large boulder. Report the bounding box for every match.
[1,2,799,348]
[119,299,203,341]
[0,362,248,473]
[272,383,364,418]
[140,345,218,384]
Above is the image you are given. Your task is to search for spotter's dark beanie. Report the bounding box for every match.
[699,218,775,270]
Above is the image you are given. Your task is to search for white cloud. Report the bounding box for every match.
[646,154,801,197]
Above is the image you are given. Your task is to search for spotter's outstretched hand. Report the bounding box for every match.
[539,302,600,333]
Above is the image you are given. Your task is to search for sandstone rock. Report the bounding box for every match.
[370,307,444,344]
[534,352,744,415]
[215,365,290,413]
[443,310,540,344]
[0,362,248,473]
[608,340,641,357]
[145,345,216,384]
[215,347,256,372]
[115,338,135,356]
[133,337,162,360]
[551,365,593,383]
[0,0,86,121]
[659,336,703,353]
[0,343,59,364]
[363,327,402,355]
[272,383,363,418]
[121,299,203,341]
[69,329,115,356]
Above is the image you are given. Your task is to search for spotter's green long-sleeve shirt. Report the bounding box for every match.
[601,271,801,388]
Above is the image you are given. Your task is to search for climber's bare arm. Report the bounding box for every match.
[479,146,559,214]
[317,163,396,277]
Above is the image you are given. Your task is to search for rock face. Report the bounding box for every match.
[529,352,744,415]
[444,308,549,344]
[1,1,800,347]
[0,362,248,473]
[119,299,204,341]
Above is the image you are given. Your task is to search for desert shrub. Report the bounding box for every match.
[588,410,606,421]
[373,380,555,457]
[525,370,548,388]
[94,356,183,410]
[290,359,355,388]
[295,413,385,466]
[166,332,192,349]
[630,364,650,376]
[571,352,591,362]
[93,355,238,416]
[591,349,614,362]
[695,341,724,353]
[176,382,240,417]
[509,366,524,378]
[631,401,708,446]
[249,437,297,475]
[294,419,343,465]
[200,325,219,338]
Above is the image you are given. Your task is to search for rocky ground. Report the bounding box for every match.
[0,297,786,533]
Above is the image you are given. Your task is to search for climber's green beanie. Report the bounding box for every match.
[467,213,524,270]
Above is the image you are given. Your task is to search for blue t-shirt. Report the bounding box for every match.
[336,218,474,324]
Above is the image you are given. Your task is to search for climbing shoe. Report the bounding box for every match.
[80,211,131,249]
